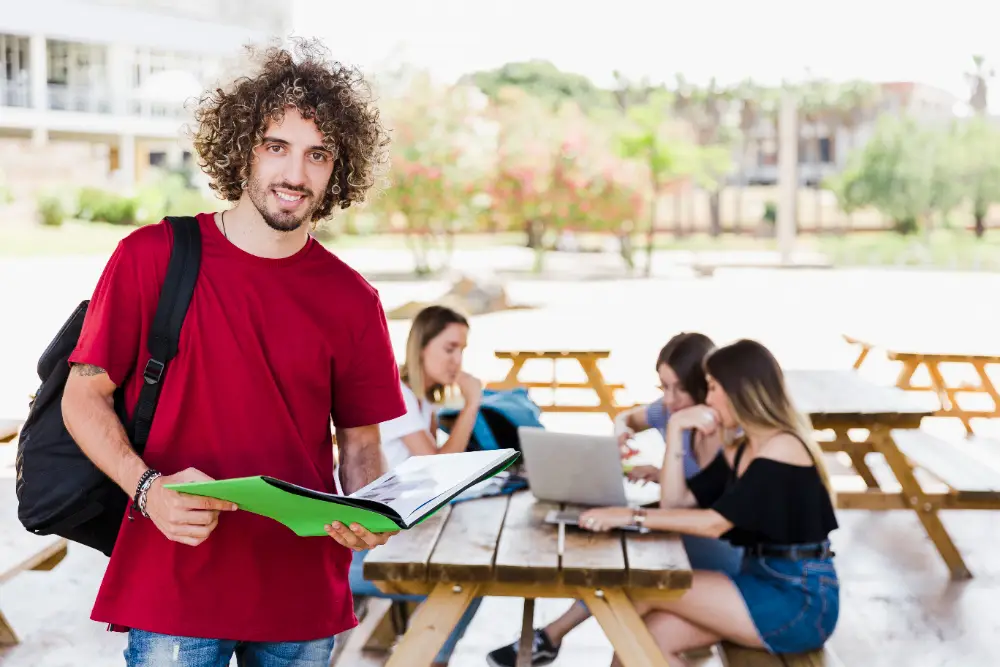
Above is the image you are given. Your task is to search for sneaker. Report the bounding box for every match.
[486,629,560,667]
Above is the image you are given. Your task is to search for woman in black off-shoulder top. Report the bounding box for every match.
[580,339,839,664]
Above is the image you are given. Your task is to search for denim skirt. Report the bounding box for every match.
[730,544,840,654]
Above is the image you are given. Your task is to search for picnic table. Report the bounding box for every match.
[485,349,633,421]
[844,333,1000,434]
[785,369,1000,580]
[1,479,68,645]
[363,491,692,667]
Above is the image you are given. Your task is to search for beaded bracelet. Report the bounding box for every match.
[131,469,161,520]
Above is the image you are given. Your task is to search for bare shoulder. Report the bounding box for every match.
[758,432,814,467]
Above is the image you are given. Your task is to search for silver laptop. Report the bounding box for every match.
[517,427,660,507]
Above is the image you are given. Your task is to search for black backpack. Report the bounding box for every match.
[15,216,202,557]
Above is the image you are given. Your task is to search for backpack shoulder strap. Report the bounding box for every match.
[131,215,202,452]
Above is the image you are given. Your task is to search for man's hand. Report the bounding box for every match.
[143,467,238,546]
[324,521,399,552]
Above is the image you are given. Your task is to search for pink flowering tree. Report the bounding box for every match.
[375,73,493,274]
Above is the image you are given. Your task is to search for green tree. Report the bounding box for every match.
[615,89,699,275]
[464,60,612,114]
[827,80,883,232]
[378,73,492,274]
[670,76,736,236]
[955,117,1000,237]
[828,115,960,236]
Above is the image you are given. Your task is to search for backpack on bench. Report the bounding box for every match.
[15,216,202,557]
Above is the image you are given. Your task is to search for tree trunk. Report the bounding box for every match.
[619,231,635,273]
[673,189,684,239]
[975,210,986,239]
[644,191,659,277]
[736,139,751,234]
[526,219,543,249]
[405,230,431,275]
[814,132,823,233]
[443,222,455,270]
[709,190,722,237]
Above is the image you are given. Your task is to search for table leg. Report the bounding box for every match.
[515,598,535,667]
[851,343,871,370]
[491,356,527,390]
[972,360,1000,418]
[29,541,67,572]
[578,357,620,422]
[580,588,669,667]
[833,428,881,490]
[383,583,480,667]
[871,426,972,580]
[895,358,920,390]
[0,609,18,646]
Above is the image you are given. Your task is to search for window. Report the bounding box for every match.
[47,40,69,85]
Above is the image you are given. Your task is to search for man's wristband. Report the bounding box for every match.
[131,469,161,520]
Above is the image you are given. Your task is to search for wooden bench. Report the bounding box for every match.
[844,333,1000,434]
[486,349,634,421]
[784,369,987,580]
[0,479,68,645]
[330,597,418,664]
[719,642,844,667]
[891,429,1000,503]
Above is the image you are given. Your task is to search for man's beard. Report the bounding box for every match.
[247,174,320,232]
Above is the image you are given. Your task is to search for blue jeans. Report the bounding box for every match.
[730,546,840,654]
[124,629,335,667]
[349,550,481,664]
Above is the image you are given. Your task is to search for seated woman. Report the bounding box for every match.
[348,304,484,667]
[486,332,743,667]
[578,339,840,665]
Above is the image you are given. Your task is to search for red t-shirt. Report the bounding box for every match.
[68,213,406,641]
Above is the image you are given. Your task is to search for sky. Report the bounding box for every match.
[292,0,1000,110]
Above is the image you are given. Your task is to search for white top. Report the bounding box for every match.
[378,381,435,470]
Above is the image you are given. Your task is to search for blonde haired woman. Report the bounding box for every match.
[579,339,839,665]
[350,304,484,666]
[378,304,484,470]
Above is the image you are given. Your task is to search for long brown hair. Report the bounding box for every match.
[400,305,470,403]
[656,332,716,404]
[703,339,834,500]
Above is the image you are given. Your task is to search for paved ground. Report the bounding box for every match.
[2,245,1000,666]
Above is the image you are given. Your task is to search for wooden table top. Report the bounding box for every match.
[363,491,692,592]
[784,369,938,427]
[845,333,1000,361]
[494,350,612,360]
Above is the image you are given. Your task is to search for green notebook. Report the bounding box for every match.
[165,448,520,536]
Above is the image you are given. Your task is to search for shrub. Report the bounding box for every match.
[37,193,66,227]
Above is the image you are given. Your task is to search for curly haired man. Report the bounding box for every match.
[61,39,407,666]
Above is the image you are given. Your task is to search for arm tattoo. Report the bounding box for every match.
[71,363,108,377]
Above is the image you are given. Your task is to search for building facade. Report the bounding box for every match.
[1,0,290,192]
[739,81,962,186]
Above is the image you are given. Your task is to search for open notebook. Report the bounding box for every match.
[165,448,520,536]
